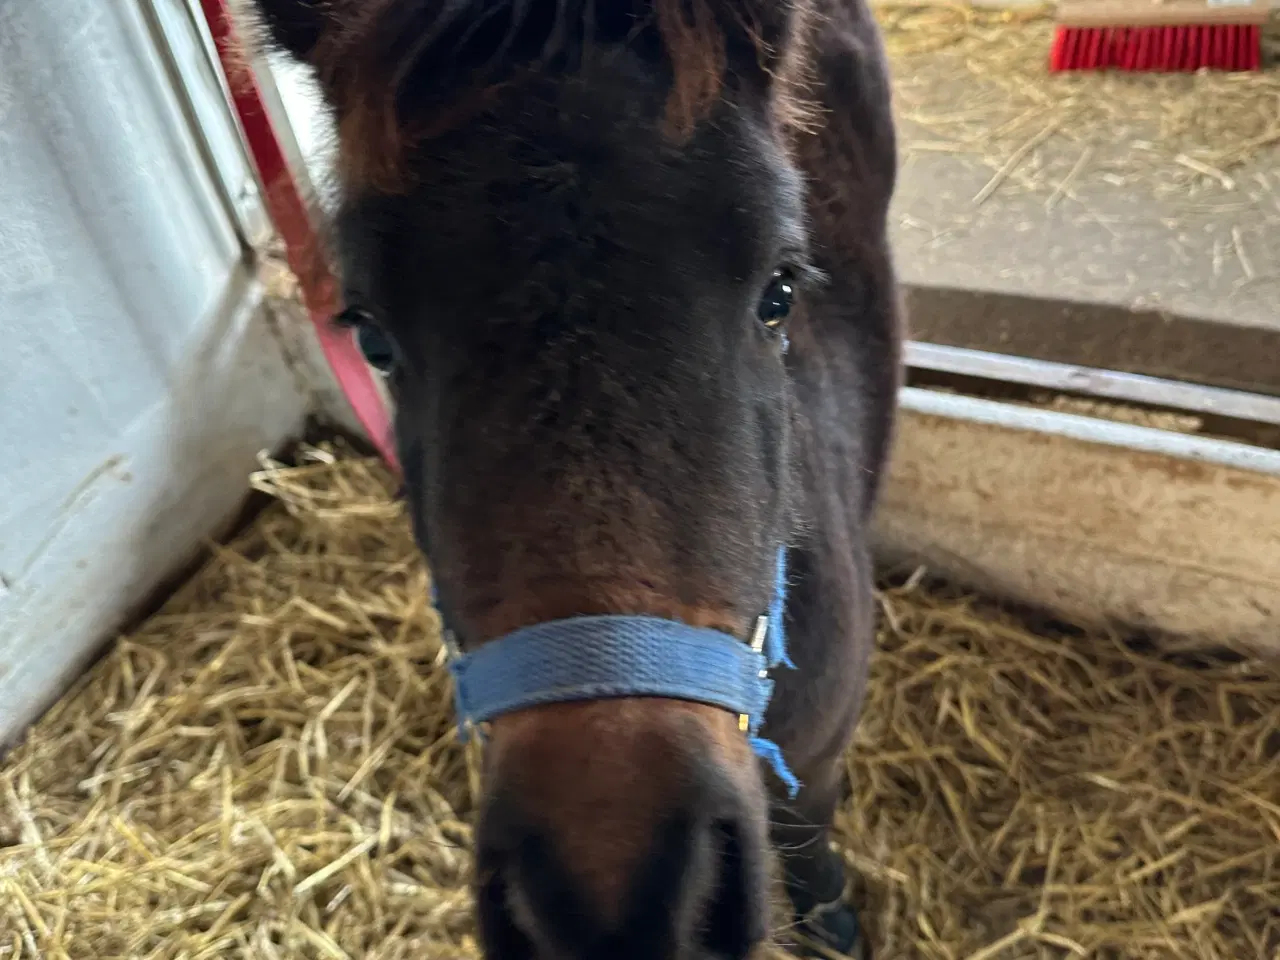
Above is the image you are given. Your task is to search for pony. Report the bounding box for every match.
[240,0,901,955]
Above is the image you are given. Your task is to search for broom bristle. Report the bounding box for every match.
[1049,23,1262,71]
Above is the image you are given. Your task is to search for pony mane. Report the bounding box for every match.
[287,0,812,191]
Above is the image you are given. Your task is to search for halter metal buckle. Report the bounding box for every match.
[739,613,772,732]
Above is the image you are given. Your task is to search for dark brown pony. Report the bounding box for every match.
[242,0,901,955]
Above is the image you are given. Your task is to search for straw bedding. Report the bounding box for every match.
[2,443,1277,958]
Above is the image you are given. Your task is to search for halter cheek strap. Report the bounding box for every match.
[441,547,801,797]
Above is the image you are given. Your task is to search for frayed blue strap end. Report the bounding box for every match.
[766,548,797,672]
[446,653,480,745]
[750,736,801,798]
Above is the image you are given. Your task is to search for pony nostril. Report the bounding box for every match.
[479,829,607,958]
[699,818,768,959]
[477,812,767,960]
[476,866,536,960]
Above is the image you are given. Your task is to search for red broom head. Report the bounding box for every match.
[1049,23,1262,72]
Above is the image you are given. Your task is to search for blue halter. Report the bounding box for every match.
[439,547,801,797]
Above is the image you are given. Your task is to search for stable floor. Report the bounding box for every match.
[3,445,1277,959]
[884,5,1280,332]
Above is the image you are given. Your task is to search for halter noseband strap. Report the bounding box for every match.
[441,547,801,797]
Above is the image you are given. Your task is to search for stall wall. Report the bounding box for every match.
[0,0,311,744]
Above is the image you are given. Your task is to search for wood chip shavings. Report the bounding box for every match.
[2,443,1278,958]
[875,3,1280,202]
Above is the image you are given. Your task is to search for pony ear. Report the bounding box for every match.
[653,0,808,135]
[236,0,330,66]
[715,0,807,80]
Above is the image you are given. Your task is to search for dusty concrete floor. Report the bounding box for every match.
[891,125,1280,330]
[881,7,1280,389]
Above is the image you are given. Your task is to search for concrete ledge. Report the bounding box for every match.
[875,388,1280,658]
[903,284,1280,398]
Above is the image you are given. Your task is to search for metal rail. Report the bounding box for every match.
[906,341,1280,428]
[899,386,1280,478]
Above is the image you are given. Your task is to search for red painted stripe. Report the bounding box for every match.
[197,0,399,471]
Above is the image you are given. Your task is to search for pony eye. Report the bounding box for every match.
[355,323,399,375]
[757,269,796,330]
[335,307,399,375]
